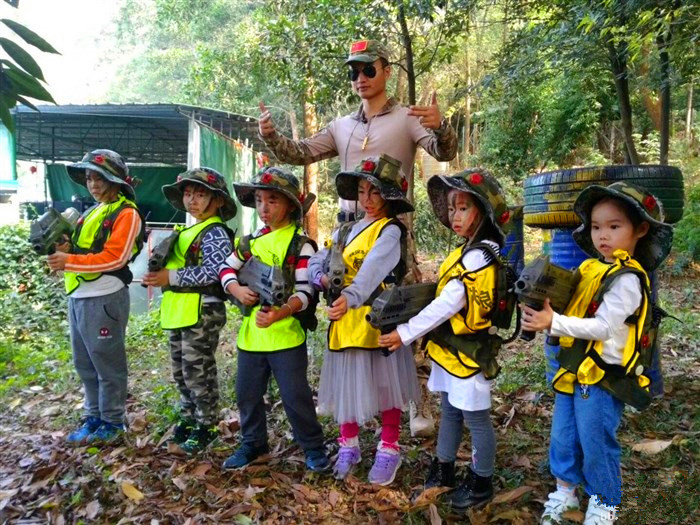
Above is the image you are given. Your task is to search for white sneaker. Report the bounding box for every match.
[584,495,617,524]
[409,400,435,437]
[541,489,580,525]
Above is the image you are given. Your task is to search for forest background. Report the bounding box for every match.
[1,0,699,523]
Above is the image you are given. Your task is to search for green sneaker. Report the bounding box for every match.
[180,423,218,454]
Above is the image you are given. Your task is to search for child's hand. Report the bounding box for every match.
[228,282,259,306]
[54,236,71,253]
[327,295,348,320]
[47,251,69,271]
[320,274,330,290]
[520,298,554,332]
[378,330,403,352]
[142,269,170,287]
[255,306,283,328]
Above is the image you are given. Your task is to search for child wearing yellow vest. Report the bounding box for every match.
[379,169,511,509]
[520,182,673,525]
[47,149,144,445]
[218,167,330,473]
[143,168,236,454]
[309,154,420,486]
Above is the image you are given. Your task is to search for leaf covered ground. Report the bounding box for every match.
[1,260,698,525]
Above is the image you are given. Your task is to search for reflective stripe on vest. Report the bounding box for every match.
[236,222,306,352]
[426,244,499,379]
[160,216,224,330]
[64,195,137,294]
[552,250,651,399]
[328,217,396,351]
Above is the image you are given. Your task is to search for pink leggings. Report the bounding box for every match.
[340,408,401,448]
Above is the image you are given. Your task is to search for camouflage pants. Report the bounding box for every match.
[168,302,226,426]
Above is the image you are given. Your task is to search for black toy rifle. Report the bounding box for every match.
[323,241,346,306]
[228,255,288,316]
[515,256,580,341]
[367,282,437,356]
[29,207,80,255]
[147,230,179,272]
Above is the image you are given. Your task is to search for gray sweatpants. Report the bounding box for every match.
[436,391,496,477]
[68,286,130,425]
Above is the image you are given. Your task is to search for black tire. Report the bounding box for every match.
[523,165,685,228]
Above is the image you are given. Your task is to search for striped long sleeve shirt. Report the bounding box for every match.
[219,226,315,311]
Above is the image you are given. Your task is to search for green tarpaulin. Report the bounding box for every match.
[198,126,259,234]
[46,164,186,223]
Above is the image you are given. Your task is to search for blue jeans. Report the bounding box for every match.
[436,392,495,477]
[550,385,624,506]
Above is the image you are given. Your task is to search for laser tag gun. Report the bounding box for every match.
[367,282,437,333]
[322,222,353,306]
[228,255,288,317]
[324,245,346,306]
[140,229,179,289]
[515,256,580,342]
[29,207,80,255]
[147,230,179,273]
[367,282,437,356]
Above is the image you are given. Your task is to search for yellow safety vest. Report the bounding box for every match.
[426,245,498,378]
[236,222,306,352]
[552,250,651,397]
[328,217,399,351]
[160,216,224,330]
[64,195,139,294]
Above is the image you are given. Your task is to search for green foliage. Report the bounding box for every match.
[672,184,700,263]
[413,179,451,254]
[0,223,72,394]
[0,16,59,131]
[0,223,67,341]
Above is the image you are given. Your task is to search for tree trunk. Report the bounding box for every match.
[687,80,694,145]
[302,85,318,240]
[639,44,662,131]
[657,34,671,165]
[465,45,472,158]
[397,2,416,105]
[607,41,640,164]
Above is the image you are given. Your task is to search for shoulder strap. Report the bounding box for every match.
[184,222,235,267]
[237,233,253,261]
[91,202,146,261]
[593,267,648,321]
[284,226,320,332]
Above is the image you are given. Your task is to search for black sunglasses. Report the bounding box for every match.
[348,64,377,81]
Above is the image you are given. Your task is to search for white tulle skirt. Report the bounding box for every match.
[317,345,420,425]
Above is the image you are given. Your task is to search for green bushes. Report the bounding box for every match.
[0,223,72,395]
[672,184,700,264]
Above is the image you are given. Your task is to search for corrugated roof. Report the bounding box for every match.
[11,103,264,164]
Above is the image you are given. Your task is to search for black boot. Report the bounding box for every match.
[170,418,195,444]
[448,468,493,511]
[180,423,218,454]
[424,457,457,489]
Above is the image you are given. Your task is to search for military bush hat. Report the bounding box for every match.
[335,154,414,215]
[233,166,316,219]
[162,167,238,221]
[573,181,673,271]
[345,39,391,64]
[427,168,511,245]
[67,149,138,200]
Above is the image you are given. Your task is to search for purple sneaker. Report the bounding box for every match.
[333,446,361,480]
[368,450,402,486]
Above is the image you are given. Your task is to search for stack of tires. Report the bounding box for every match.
[523,165,685,395]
